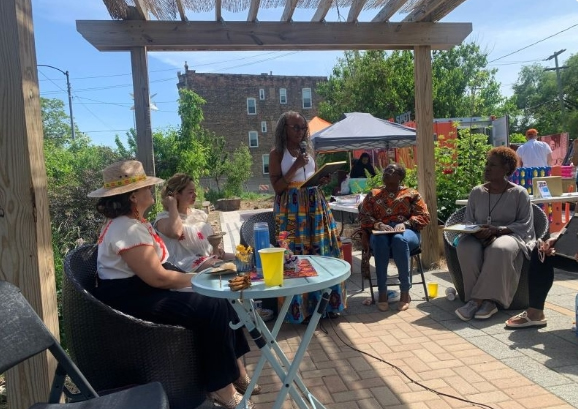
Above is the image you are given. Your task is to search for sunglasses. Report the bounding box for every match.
[287,124,308,132]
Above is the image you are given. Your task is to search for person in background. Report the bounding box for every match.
[515,128,552,167]
[505,234,578,328]
[89,160,258,409]
[154,173,233,272]
[358,163,430,312]
[455,147,535,321]
[350,152,377,178]
[269,110,346,323]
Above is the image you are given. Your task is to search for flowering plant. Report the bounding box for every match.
[235,244,253,263]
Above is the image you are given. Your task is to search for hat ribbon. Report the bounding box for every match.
[104,174,147,189]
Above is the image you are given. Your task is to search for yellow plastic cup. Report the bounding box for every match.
[427,282,439,298]
[258,248,285,287]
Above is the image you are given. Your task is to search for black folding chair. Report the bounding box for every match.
[0,280,169,409]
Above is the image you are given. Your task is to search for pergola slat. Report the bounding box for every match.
[247,0,260,21]
[311,0,333,22]
[371,0,407,22]
[133,0,149,20]
[76,20,472,51]
[402,0,446,22]
[280,0,299,22]
[427,0,467,21]
[347,0,368,22]
[176,0,187,21]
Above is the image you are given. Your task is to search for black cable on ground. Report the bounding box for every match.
[319,316,496,409]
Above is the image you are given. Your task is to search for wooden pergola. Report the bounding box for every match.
[1,0,471,406]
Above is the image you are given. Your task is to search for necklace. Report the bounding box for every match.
[487,183,508,224]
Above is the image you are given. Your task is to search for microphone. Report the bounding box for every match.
[299,141,307,155]
[299,141,307,179]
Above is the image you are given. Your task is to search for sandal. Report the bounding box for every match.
[505,311,547,329]
[233,374,262,395]
[208,391,254,409]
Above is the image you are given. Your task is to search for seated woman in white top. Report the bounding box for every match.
[154,173,234,272]
[89,160,259,408]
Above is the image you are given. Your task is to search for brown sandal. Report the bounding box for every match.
[208,391,254,409]
[398,292,411,311]
[234,374,262,395]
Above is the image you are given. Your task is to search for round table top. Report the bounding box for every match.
[192,255,350,300]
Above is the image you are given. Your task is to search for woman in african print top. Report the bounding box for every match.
[358,163,430,312]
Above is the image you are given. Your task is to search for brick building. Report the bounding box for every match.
[176,67,327,192]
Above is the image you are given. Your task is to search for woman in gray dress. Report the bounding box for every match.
[455,147,535,321]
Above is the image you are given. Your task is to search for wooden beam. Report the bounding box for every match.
[347,0,368,22]
[130,47,156,177]
[76,20,472,51]
[427,0,467,21]
[280,0,299,22]
[1,0,58,406]
[311,0,333,22]
[133,0,149,20]
[175,0,187,21]
[247,0,260,22]
[414,45,439,268]
[402,0,446,22]
[372,0,406,22]
[215,0,222,21]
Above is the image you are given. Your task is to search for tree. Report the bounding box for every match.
[41,97,72,147]
[317,42,505,122]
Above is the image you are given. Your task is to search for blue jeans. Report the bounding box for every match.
[370,228,421,294]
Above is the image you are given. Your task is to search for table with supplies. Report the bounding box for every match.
[192,255,350,409]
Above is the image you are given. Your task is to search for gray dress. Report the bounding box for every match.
[456,184,535,308]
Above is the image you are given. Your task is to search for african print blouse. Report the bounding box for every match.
[359,186,431,231]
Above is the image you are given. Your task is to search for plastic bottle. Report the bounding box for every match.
[253,222,270,278]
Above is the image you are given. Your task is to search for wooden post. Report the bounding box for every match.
[414,45,439,268]
[131,47,156,176]
[0,0,58,406]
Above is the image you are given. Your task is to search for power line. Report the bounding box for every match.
[488,23,578,63]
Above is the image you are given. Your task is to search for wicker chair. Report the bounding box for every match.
[443,203,549,310]
[62,244,205,409]
[239,211,277,247]
[350,227,429,304]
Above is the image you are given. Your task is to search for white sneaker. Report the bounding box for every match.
[474,300,498,319]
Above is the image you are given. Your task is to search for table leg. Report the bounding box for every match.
[228,291,331,409]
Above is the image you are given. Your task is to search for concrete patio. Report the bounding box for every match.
[217,209,578,409]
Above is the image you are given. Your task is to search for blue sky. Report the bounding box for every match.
[33,0,578,147]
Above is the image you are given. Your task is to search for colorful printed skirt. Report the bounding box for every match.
[274,185,346,323]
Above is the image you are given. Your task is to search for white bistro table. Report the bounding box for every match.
[329,202,360,235]
[192,256,351,409]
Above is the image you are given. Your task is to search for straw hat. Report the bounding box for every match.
[88,160,164,198]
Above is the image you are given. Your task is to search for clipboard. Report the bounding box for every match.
[443,223,482,233]
[553,216,578,259]
[299,161,346,188]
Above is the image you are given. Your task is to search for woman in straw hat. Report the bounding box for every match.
[154,173,234,272]
[89,160,258,409]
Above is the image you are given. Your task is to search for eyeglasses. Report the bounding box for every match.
[287,124,308,133]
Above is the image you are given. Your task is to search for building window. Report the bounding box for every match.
[249,131,259,147]
[262,154,269,174]
[247,98,257,115]
[261,121,267,133]
[302,88,312,109]
[259,89,265,100]
[279,88,287,104]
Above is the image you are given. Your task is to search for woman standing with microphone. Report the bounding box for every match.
[269,111,345,323]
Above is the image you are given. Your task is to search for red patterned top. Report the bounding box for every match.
[359,186,431,231]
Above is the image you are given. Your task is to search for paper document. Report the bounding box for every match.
[443,223,482,233]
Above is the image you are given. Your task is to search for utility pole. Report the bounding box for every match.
[37,64,75,140]
[544,49,569,117]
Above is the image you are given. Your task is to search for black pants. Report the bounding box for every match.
[94,276,250,392]
[528,248,578,310]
